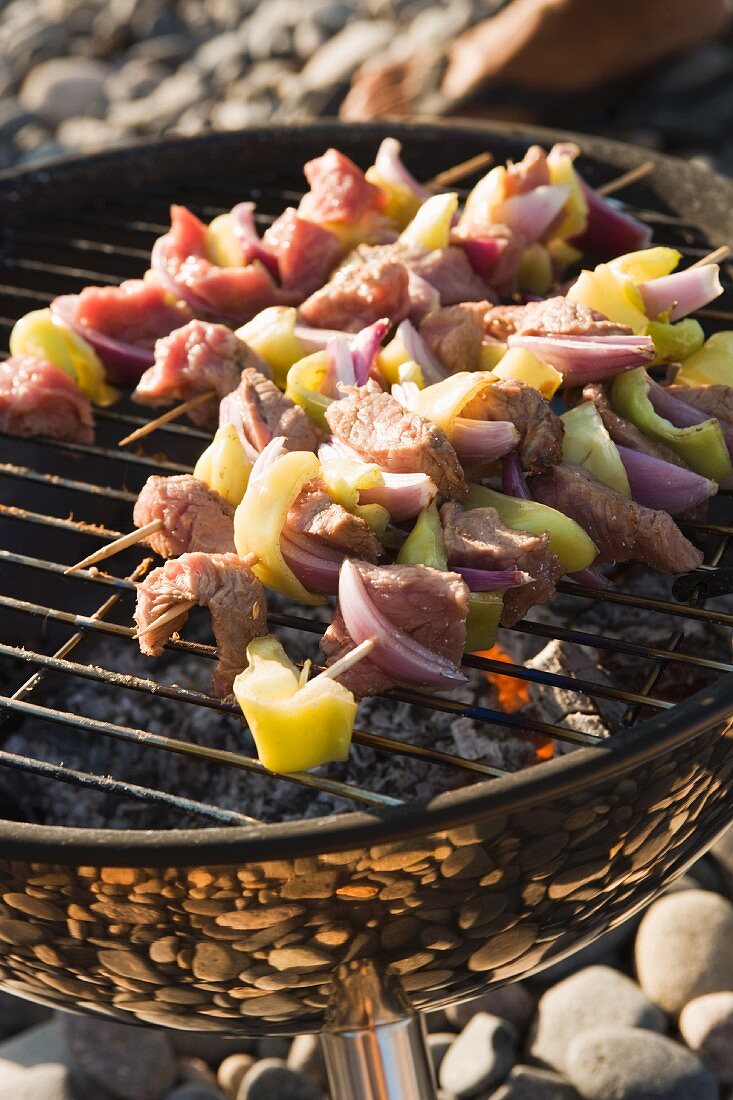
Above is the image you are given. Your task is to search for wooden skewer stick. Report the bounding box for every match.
[697,307,733,321]
[426,151,493,192]
[118,390,216,447]
[133,600,195,640]
[596,160,655,197]
[310,638,376,684]
[689,244,731,269]
[64,519,163,575]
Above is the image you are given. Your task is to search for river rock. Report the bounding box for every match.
[20,58,110,125]
[439,1013,517,1097]
[635,889,733,1014]
[60,1015,176,1100]
[679,991,733,1083]
[491,1064,579,1100]
[565,1025,719,1100]
[529,965,666,1073]
[0,1061,74,1100]
[446,984,535,1032]
[297,20,394,92]
[217,1054,255,1098]
[237,1058,321,1100]
[287,1034,324,1085]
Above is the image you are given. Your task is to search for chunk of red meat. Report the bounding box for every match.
[531,463,703,572]
[666,384,733,424]
[0,356,94,444]
[133,321,266,428]
[286,479,380,562]
[420,303,489,373]
[134,552,267,697]
[462,377,564,473]
[153,205,300,325]
[300,148,385,225]
[299,256,410,333]
[220,367,320,455]
[326,381,467,501]
[357,241,493,306]
[262,208,343,295]
[441,501,563,627]
[504,146,551,197]
[485,296,632,343]
[452,223,528,298]
[133,475,235,558]
[69,280,189,349]
[320,561,468,698]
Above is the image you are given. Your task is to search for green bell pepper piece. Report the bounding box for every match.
[646,318,705,364]
[397,502,503,652]
[561,402,630,497]
[465,484,597,573]
[611,367,733,483]
[285,353,333,434]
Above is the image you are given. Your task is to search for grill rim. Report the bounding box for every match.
[1,118,732,863]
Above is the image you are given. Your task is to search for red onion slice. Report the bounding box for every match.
[230,202,280,279]
[293,322,355,349]
[326,335,356,394]
[571,178,653,257]
[395,320,447,385]
[149,237,240,323]
[647,379,733,458]
[218,390,261,462]
[374,137,431,202]
[280,528,344,595]
[51,295,155,384]
[568,567,610,588]
[639,264,723,322]
[617,444,717,515]
[452,418,519,464]
[507,332,655,384]
[338,559,466,689]
[351,318,390,385]
[459,236,508,280]
[359,471,438,522]
[453,566,531,591]
[502,451,532,498]
[493,184,570,243]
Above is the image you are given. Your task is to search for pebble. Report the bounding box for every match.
[19,57,110,126]
[446,983,535,1032]
[679,991,733,1084]
[166,1088,225,1100]
[712,823,733,896]
[0,1061,75,1100]
[439,1013,517,1098]
[217,1054,255,1098]
[286,1034,324,1085]
[106,59,167,103]
[297,20,394,92]
[635,890,733,1015]
[56,116,126,152]
[237,1058,321,1100]
[428,1032,455,1075]
[491,1064,580,1100]
[60,1016,177,1100]
[529,965,666,1073]
[565,1025,719,1100]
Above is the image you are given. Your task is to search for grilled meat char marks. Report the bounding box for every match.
[531,463,703,573]
[321,562,468,699]
[325,381,467,501]
[485,296,633,343]
[221,367,321,454]
[582,383,686,467]
[133,475,236,558]
[287,479,381,562]
[134,552,267,698]
[666,384,733,423]
[462,377,564,473]
[133,320,267,429]
[441,502,563,627]
[0,357,94,444]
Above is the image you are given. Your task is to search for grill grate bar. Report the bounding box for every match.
[0,642,508,780]
[0,504,127,542]
[96,408,211,441]
[10,436,191,473]
[0,258,121,286]
[0,694,404,809]
[0,463,137,502]
[0,749,259,826]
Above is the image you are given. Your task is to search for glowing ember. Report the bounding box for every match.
[476,643,554,760]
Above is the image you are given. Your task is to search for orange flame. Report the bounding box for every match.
[475,643,554,760]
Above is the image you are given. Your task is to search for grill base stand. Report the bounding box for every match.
[320,960,437,1100]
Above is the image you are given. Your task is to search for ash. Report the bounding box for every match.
[3,569,731,831]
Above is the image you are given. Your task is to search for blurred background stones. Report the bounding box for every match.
[0,0,732,173]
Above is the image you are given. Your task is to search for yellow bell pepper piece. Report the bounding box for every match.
[608,246,680,283]
[234,635,357,773]
[462,166,507,227]
[492,347,562,399]
[561,402,630,496]
[320,456,390,538]
[234,447,324,604]
[674,331,733,387]
[205,213,246,267]
[479,343,508,372]
[194,423,251,506]
[548,237,583,272]
[546,145,588,240]
[568,263,649,333]
[236,307,306,390]
[377,336,425,388]
[365,166,423,230]
[466,484,597,573]
[400,192,458,251]
[285,351,334,434]
[10,308,118,406]
[518,244,553,295]
[413,371,496,436]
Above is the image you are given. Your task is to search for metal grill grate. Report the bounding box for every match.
[1,136,732,828]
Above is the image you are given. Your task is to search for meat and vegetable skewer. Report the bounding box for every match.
[3,137,732,778]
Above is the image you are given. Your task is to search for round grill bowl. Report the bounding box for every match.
[0,121,731,1041]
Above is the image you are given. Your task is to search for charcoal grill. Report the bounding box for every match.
[0,120,732,1099]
